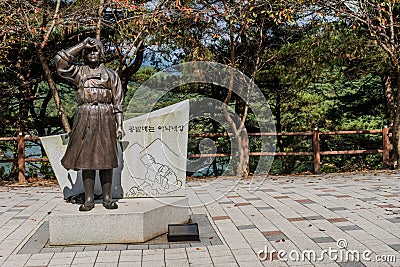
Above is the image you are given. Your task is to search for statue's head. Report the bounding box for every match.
[82,38,106,65]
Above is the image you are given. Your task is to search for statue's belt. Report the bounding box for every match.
[79,102,112,106]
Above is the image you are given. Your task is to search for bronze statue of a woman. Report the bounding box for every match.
[55,37,123,211]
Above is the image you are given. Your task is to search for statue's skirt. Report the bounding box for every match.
[61,103,118,170]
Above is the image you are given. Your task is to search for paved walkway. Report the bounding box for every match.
[0,171,399,267]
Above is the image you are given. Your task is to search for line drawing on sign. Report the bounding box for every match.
[129,154,182,196]
[124,138,183,197]
[140,138,181,158]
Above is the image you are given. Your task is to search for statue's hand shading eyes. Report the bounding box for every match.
[83,37,98,49]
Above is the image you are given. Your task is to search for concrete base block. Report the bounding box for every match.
[49,197,189,245]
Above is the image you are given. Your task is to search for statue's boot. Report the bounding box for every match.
[100,169,118,209]
[79,170,95,211]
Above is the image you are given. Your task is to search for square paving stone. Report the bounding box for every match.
[6,208,23,212]
[84,245,107,251]
[245,197,261,201]
[256,206,273,210]
[234,203,252,207]
[261,189,276,192]
[387,218,400,223]
[339,225,362,231]
[287,217,306,222]
[358,198,376,202]
[378,204,396,208]
[191,241,212,247]
[304,215,324,221]
[18,221,49,254]
[382,194,399,197]
[40,247,63,253]
[328,207,347,211]
[169,243,190,248]
[311,237,336,243]
[127,244,149,250]
[237,225,257,230]
[61,246,85,252]
[13,216,30,220]
[262,231,287,242]
[327,218,349,223]
[212,216,230,221]
[106,244,128,251]
[210,239,223,245]
[389,244,400,251]
[337,262,366,267]
[296,199,315,204]
[148,244,170,249]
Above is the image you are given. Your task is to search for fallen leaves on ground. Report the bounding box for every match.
[2,177,58,187]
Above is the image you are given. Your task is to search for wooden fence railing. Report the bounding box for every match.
[0,127,390,182]
[188,127,390,174]
[0,133,49,183]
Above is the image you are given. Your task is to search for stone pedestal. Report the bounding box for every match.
[49,197,189,245]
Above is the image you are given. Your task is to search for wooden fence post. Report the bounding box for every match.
[17,132,26,183]
[312,128,321,174]
[382,126,390,168]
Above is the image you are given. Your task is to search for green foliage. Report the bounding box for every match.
[0,0,397,178]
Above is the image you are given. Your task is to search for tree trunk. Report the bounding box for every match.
[236,130,249,177]
[275,91,287,173]
[18,83,31,133]
[36,45,71,133]
[234,96,249,177]
[96,0,104,40]
[381,74,395,127]
[120,43,145,94]
[37,90,53,136]
[15,56,32,133]
[211,120,220,176]
[391,71,400,169]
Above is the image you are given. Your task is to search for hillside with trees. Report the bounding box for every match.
[0,0,396,180]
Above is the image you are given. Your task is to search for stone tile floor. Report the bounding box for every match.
[0,171,399,266]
